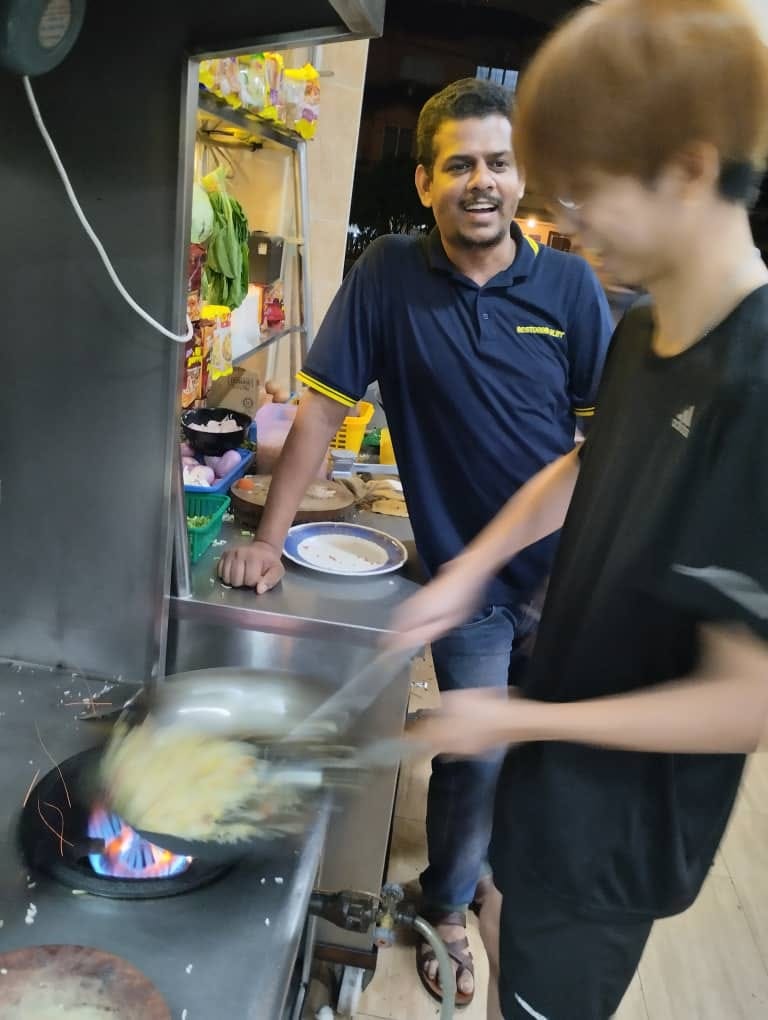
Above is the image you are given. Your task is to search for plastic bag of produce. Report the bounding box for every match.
[191,183,214,245]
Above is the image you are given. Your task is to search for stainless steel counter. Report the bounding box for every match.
[0,661,328,1020]
[169,513,423,643]
[166,511,424,958]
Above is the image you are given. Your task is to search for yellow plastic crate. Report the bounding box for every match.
[379,426,396,466]
[330,401,374,455]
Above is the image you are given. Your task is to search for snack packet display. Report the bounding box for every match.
[199,54,321,139]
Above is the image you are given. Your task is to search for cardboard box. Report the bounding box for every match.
[207,368,261,417]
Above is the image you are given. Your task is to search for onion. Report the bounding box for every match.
[218,449,243,475]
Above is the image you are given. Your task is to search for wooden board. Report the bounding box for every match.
[230,475,356,528]
[0,945,170,1019]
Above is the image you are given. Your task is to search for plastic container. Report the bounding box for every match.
[185,492,231,564]
[330,401,374,456]
[183,447,254,494]
[254,402,298,475]
[379,426,396,466]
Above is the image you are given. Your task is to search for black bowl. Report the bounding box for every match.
[181,407,252,456]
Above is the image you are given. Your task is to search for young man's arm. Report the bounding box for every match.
[218,241,384,591]
[218,390,347,590]
[389,445,582,647]
[406,623,768,756]
[408,386,768,758]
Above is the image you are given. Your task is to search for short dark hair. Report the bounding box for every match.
[416,78,514,170]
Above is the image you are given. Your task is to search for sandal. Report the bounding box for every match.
[415,908,475,1008]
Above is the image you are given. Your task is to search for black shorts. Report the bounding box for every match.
[495,869,652,1020]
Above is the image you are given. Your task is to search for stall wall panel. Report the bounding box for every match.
[0,1,376,680]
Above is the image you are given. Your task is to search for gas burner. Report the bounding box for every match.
[18,748,233,898]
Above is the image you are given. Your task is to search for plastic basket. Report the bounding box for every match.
[185,492,231,564]
[330,401,375,455]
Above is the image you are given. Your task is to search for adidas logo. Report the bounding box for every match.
[671,405,695,439]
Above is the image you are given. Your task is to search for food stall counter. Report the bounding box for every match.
[169,513,422,644]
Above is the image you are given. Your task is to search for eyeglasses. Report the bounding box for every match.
[557,197,585,212]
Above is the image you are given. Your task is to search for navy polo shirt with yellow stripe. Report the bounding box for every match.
[299,223,613,606]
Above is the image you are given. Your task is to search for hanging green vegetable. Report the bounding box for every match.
[200,169,250,310]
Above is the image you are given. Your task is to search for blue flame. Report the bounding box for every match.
[87,807,191,879]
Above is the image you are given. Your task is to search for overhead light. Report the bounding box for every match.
[526,217,538,229]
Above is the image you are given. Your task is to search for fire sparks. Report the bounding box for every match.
[34,723,71,809]
[36,798,73,856]
[87,806,192,879]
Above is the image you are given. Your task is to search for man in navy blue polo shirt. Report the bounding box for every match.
[218,77,612,1005]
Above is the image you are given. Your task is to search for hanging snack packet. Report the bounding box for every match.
[261,52,285,122]
[202,304,234,382]
[238,53,268,115]
[283,65,321,139]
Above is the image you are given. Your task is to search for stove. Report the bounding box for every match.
[0,661,329,1020]
[18,747,232,899]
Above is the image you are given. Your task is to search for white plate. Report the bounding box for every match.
[283,522,408,577]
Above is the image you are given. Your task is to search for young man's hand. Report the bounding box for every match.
[217,540,285,593]
[406,687,537,757]
[388,556,489,649]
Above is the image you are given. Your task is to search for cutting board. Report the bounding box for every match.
[0,945,170,1019]
[230,475,356,529]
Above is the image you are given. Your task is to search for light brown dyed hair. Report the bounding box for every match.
[515,0,768,203]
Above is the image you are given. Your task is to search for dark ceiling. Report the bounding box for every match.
[382,0,584,31]
[426,0,584,23]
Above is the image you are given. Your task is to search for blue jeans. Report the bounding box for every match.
[419,604,530,910]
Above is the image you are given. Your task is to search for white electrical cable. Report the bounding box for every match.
[23,76,193,344]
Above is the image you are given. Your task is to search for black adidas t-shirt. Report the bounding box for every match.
[491,286,768,921]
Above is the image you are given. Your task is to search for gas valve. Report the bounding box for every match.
[309,883,417,947]
[372,883,412,948]
[308,889,380,934]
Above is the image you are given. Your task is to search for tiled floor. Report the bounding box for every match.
[311,653,768,1019]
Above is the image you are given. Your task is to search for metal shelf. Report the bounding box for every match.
[198,91,302,150]
[233,325,304,365]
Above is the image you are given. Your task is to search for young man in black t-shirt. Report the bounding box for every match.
[392,1,768,1017]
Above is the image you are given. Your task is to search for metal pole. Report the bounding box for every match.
[172,459,192,599]
[295,139,314,363]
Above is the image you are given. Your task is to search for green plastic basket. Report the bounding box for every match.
[185,492,231,564]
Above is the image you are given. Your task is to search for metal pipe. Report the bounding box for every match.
[295,139,314,362]
[410,915,456,1020]
[172,459,192,600]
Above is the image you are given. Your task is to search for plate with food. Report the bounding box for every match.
[283,522,408,577]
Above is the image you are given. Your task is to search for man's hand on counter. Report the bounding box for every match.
[217,540,285,593]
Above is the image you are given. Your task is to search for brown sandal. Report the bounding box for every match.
[415,908,475,1008]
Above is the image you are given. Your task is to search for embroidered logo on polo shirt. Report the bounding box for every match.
[517,325,566,339]
[671,405,695,438]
